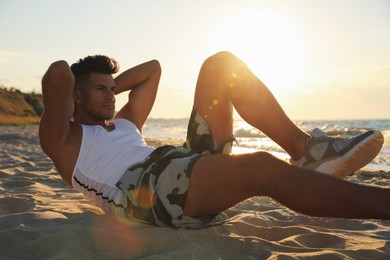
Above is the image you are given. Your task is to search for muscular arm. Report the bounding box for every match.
[114,59,161,131]
[39,60,75,160]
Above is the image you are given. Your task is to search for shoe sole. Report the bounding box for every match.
[314,131,384,178]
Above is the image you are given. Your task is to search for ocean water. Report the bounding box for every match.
[143,118,390,171]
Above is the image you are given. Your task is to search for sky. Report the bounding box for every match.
[0,0,389,120]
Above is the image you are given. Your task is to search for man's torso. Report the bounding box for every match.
[46,119,154,186]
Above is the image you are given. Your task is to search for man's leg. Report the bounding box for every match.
[192,51,309,160]
[184,152,390,219]
[183,51,389,220]
[191,51,383,177]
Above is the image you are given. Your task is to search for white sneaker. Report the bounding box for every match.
[290,128,384,178]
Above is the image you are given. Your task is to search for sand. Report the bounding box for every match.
[1,125,390,259]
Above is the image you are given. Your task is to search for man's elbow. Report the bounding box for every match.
[150,59,162,75]
[41,60,74,91]
[46,60,70,77]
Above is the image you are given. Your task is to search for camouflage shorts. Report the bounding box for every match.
[184,109,235,154]
[116,109,234,228]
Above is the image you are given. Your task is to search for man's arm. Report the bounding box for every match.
[39,60,75,159]
[114,60,161,131]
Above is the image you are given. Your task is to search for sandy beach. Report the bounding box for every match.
[1,125,390,259]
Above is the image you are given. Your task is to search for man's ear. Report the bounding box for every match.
[73,89,82,104]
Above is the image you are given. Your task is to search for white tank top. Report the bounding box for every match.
[71,118,155,216]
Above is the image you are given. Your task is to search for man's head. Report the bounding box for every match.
[71,55,119,90]
[71,55,120,124]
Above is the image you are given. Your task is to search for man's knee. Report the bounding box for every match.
[233,151,287,176]
[201,51,244,73]
[205,51,237,63]
[242,151,293,196]
[247,151,286,169]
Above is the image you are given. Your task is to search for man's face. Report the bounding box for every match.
[75,73,116,121]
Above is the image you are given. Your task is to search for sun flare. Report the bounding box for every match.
[205,8,311,95]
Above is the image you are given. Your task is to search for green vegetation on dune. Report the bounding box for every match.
[0,86,43,125]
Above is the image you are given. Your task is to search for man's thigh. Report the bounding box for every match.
[183,151,281,217]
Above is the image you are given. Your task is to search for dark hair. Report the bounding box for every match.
[71,55,119,76]
[70,55,119,90]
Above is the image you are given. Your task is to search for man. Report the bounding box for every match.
[40,52,389,228]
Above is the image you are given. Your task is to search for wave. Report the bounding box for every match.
[143,118,390,170]
[234,128,266,138]
[383,130,390,146]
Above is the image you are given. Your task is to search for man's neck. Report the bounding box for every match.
[73,115,111,127]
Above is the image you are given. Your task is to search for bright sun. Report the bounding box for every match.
[204,8,311,95]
